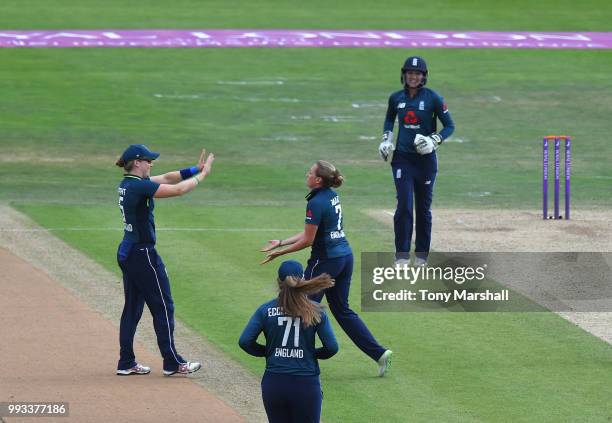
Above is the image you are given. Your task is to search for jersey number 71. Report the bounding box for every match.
[278,316,301,348]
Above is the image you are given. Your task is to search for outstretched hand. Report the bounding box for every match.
[203,153,215,176]
[197,149,215,175]
[260,239,281,252]
[196,149,215,176]
[260,250,282,265]
[197,149,207,171]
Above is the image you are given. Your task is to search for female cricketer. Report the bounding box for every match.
[239,260,338,423]
[260,160,393,376]
[114,144,214,376]
[378,56,455,266]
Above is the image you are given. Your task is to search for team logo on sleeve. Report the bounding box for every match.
[442,103,449,113]
[306,209,313,220]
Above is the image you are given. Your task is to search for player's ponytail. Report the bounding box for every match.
[278,273,334,327]
[115,157,135,172]
[315,160,344,188]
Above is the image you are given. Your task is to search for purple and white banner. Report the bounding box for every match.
[1,30,611,49]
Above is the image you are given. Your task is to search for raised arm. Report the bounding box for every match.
[154,152,214,198]
[151,149,210,185]
[150,170,187,185]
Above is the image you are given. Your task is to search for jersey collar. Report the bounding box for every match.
[123,174,143,180]
[404,87,422,99]
[305,187,324,201]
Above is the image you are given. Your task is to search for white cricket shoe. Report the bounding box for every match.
[413,257,428,267]
[394,258,411,267]
[116,363,151,376]
[163,361,202,376]
[377,350,393,377]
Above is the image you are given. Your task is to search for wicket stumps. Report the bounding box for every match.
[542,135,571,220]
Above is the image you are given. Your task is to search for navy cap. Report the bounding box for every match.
[278,260,304,280]
[120,144,160,162]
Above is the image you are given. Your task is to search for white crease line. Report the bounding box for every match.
[243,97,301,103]
[258,136,313,142]
[322,115,357,122]
[0,227,388,233]
[217,80,284,85]
[351,103,385,108]
[0,228,288,232]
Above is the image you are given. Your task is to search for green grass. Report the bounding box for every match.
[2,1,612,422]
[1,48,612,209]
[2,0,611,30]
[14,202,612,422]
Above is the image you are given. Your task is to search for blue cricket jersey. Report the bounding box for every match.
[305,188,352,259]
[383,87,455,157]
[239,299,338,376]
[117,175,160,245]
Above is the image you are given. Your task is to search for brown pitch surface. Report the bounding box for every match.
[0,247,245,423]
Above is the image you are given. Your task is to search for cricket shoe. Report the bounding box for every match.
[163,361,202,376]
[394,258,411,268]
[377,350,393,377]
[116,363,151,376]
[413,257,428,267]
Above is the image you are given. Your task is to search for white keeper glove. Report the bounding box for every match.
[379,131,395,161]
[414,133,442,155]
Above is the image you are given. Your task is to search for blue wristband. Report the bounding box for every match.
[180,166,199,180]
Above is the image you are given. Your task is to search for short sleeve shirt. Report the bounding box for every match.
[117,175,160,244]
[305,188,352,259]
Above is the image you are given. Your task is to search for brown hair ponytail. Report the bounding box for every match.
[278,274,335,327]
[115,158,135,172]
[315,160,344,188]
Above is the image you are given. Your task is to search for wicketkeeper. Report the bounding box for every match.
[379,56,455,266]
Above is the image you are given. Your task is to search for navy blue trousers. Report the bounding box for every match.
[117,244,186,372]
[261,372,322,423]
[391,153,438,260]
[306,253,385,362]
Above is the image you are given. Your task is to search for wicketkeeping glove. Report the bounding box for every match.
[414,133,442,155]
[379,131,395,161]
